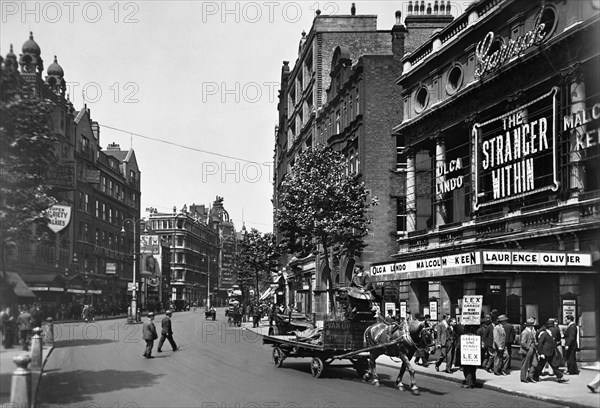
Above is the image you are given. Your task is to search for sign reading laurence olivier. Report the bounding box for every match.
[474,88,559,210]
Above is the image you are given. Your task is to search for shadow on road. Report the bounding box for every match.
[54,338,115,348]
[38,369,164,404]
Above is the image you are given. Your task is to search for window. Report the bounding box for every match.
[95,200,100,218]
[78,192,84,210]
[177,236,184,247]
[396,133,407,172]
[101,203,105,220]
[335,110,341,134]
[397,197,407,233]
[446,65,464,95]
[95,229,100,245]
[109,180,113,196]
[415,86,430,113]
[356,90,360,115]
[81,136,89,152]
[101,176,106,192]
[109,208,113,224]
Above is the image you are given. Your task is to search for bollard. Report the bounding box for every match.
[30,327,43,370]
[43,317,54,346]
[10,354,31,407]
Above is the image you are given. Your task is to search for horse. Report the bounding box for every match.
[363,320,435,394]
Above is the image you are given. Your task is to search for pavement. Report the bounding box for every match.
[244,320,600,408]
[0,339,53,406]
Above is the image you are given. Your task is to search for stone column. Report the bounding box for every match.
[406,148,417,232]
[434,133,447,227]
[563,65,586,193]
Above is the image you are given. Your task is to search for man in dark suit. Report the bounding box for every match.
[435,315,456,373]
[142,312,158,358]
[501,315,515,374]
[563,315,579,375]
[534,319,567,383]
[157,310,178,352]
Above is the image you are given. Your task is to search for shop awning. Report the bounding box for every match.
[5,272,36,298]
[259,287,275,301]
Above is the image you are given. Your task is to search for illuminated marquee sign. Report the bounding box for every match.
[369,250,591,278]
[436,158,464,195]
[473,87,560,210]
[475,22,546,78]
[564,102,600,152]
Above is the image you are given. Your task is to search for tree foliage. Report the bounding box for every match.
[0,82,58,245]
[233,228,280,302]
[275,145,372,263]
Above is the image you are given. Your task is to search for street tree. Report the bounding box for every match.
[233,228,279,303]
[0,78,58,247]
[275,145,375,309]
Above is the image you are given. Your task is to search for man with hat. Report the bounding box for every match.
[493,315,508,375]
[142,312,158,359]
[563,314,580,375]
[157,310,178,353]
[534,319,567,383]
[519,318,538,382]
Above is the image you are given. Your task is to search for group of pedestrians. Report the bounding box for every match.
[142,310,178,359]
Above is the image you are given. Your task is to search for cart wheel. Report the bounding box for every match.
[237,320,242,327]
[272,347,285,367]
[311,357,325,378]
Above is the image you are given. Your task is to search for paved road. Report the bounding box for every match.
[37,309,563,408]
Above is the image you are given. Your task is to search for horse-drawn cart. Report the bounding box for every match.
[262,320,373,378]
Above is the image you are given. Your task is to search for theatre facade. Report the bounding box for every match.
[372,0,600,361]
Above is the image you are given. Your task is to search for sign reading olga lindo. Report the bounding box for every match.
[474,88,559,210]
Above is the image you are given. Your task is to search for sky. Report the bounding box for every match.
[1,1,472,233]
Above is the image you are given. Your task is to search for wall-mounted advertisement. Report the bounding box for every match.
[473,87,560,210]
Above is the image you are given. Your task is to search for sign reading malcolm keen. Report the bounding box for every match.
[370,250,592,280]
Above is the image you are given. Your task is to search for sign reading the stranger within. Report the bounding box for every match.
[47,205,72,233]
[460,334,482,366]
[461,295,483,325]
[473,87,560,210]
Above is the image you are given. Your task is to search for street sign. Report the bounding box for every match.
[127,282,139,291]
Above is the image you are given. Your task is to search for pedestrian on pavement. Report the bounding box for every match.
[519,318,538,383]
[414,314,431,367]
[16,307,33,351]
[501,315,515,374]
[435,315,455,373]
[534,319,567,383]
[477,315,494,372]
[142,312,158,359]
[563,315,579,375]
[458,324,480,388]
[157,310,178,353]
[493,315,508,375]
[588,373,600,393]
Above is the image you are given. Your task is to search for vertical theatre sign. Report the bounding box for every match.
[474,87,560,210]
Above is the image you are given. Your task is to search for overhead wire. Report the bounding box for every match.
[99,123,269,165]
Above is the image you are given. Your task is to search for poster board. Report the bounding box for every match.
[429,299,438,321]
[461,295,483,325]
[562,299,577,325]
[460,334,481,365]
[385,302,396,317]
[399,301,407,319]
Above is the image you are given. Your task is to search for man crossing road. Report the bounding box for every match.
[157,310,178,353]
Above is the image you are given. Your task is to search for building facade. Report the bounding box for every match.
[370,0,599,361]
[274,5,454,317]
[1,33,141,312]
[147,197,238,306]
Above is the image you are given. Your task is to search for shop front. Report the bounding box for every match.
[371,249,595,326]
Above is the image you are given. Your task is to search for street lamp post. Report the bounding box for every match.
[122,218,143,324]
